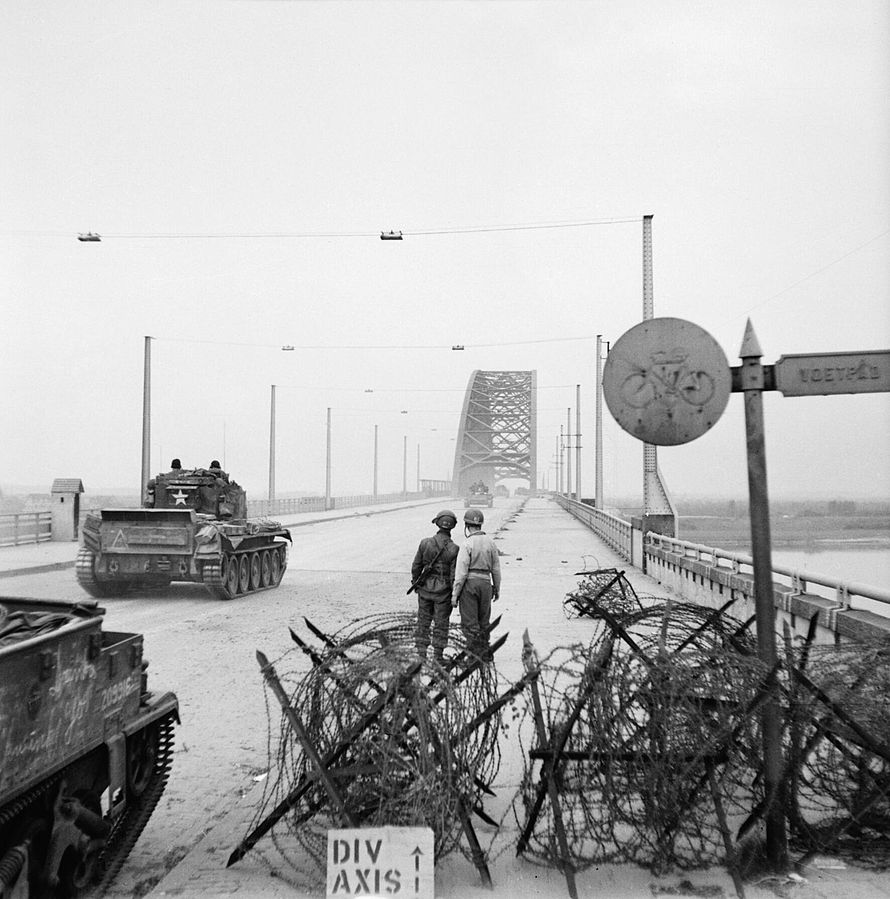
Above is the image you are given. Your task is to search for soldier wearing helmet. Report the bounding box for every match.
[410,509,460,664]
[451,507,501,662]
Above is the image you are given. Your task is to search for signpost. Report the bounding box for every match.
[327,826,434,898]
[773,350,890,397]
[602,315,890,872]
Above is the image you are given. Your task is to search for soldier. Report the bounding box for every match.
[209,460,230,482]
[451,508,501,662]
[410,510,459,664]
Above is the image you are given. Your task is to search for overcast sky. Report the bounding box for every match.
[2,1,888,503]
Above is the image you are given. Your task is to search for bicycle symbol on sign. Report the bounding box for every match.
[619,348,716,409]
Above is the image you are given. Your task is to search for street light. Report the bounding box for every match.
[141,336,153,493]
[269,386,276,503]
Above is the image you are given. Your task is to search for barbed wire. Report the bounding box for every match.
[243,613,508,889]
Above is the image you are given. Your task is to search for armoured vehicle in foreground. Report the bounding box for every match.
[0,595,178,897]
[464,481,494,509]
[77,466,291,601]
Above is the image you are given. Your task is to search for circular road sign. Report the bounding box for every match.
[602,317,731,446]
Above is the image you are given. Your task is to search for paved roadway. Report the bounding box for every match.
[2,497,887,899]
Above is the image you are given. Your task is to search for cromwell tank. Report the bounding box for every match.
[0,595,178,897]
[464,480,494,509]
[76,466,291,601]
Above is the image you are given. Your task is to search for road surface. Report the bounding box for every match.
[4,498,879,899]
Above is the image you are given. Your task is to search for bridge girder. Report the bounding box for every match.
[452,370,537,495]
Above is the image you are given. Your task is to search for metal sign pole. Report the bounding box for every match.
[602,311,890,878]
[738,320,787,870]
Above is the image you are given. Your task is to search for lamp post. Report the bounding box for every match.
[595,335,605,509]
[141,336,152,493]
[269,385,276,504]
[402,435,408,497]
[575,384,582,503]
[566,407,572,499]
[325,407,332,511]
[373,424,378,499]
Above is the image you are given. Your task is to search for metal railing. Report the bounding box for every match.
[645,533,890,612]
[0,490,448,547]
[0,512,52,547]
[248,491,433,518]
[555,495,633,560]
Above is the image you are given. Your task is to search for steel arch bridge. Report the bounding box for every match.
[451,370,537,495]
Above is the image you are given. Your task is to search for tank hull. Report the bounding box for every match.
[77,509,291,600]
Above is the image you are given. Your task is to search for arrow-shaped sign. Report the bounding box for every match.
[773,350,890,396]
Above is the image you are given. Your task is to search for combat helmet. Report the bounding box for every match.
[464,508,484,526]
[432,509,457,530]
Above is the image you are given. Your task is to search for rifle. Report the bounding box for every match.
[406,540,448,595]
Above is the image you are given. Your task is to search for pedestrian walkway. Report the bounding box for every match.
[0,497,447,579]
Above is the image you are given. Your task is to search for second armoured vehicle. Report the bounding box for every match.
[0,594,178,897]
[76,465,291,601]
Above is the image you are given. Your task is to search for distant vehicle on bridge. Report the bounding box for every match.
[494,484,510,498]
[76,465,291,600]
[464,480,494,508]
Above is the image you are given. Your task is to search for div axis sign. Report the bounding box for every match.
[327,826,434,898]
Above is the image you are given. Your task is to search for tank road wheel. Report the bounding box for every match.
[57,790,103,895]
[260,550,273,587]
[270,548,282,585]
[237,555,250,594]
[75,547,116,598]
[127,724,159,798]
[248,552,262,591]
[224,554,240,598]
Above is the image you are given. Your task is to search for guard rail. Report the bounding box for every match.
[645,533,890,613]
[0,512,52,547]
[555,495,633,560]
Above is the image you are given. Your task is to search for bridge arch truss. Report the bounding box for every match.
[451,370,537,495]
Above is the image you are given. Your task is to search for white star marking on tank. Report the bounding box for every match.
[171,490,189,505]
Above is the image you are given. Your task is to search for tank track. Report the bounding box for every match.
[201,545,288,601]
[91,709,177,895]
[0,769,65,832]
[0,710,174,897]
[75,547,116,598]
